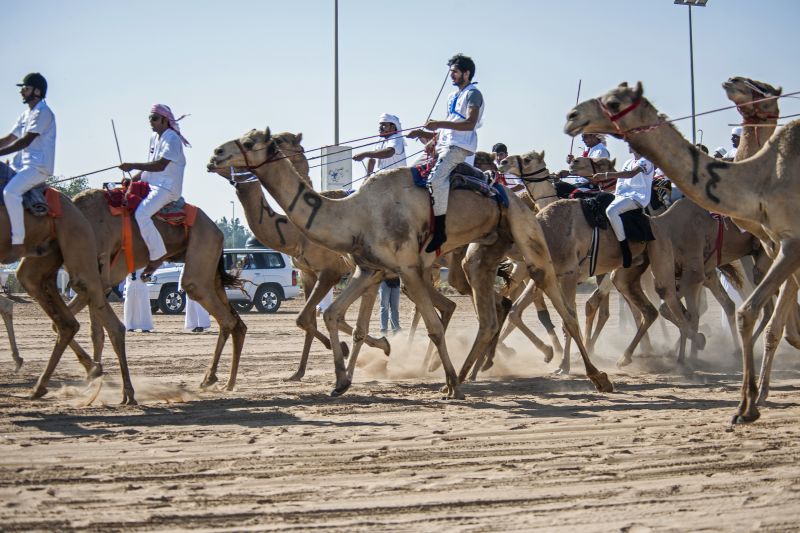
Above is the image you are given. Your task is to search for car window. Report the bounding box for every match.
[263,253,285,269]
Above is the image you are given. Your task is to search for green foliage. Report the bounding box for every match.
[216,216,252,248]
[47,175,90,198]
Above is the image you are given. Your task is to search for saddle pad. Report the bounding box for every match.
[580,192,655,242]
[410,165,509,208]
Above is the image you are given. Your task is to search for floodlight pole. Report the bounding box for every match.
[334,0,339,145]
[674,0,708,144]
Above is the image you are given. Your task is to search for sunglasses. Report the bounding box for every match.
[148,114,163,122]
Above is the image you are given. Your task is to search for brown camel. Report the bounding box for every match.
[723,76,800,405]
[63,187,247,401]
[0,293,22,370]
[0,191,132,401]
[571,156,769,359]
[209,129,614,398]
[220,132,390,381]
[565,81,800,424]
[495,149,695,370]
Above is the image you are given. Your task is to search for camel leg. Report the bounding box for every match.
[497,280,554,362]
[533,287,563,361]
[756,278,799,405]
[611,261,659,367]
[60,294,101,377]
[681,279,705,361]
[584,275,612,354]
[325,266,382,396]
[407,306,422,344]
[704,271,742,357]
[0,296,22,371]
[423,285,457,373]
[478,295,513,374]
[506,207,612,392]
[554,275,579,375]
[733,240,800,424]
[647,243,694,366]
[345,280,381,379]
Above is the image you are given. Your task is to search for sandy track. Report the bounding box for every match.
[1,294,799,532]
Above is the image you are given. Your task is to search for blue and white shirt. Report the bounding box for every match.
[437,82,484,154]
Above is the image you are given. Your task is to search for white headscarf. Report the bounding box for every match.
[731,126,743,137]
[379,113,402,131]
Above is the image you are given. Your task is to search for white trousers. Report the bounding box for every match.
[3,166,49,245]
[185,296,211,329]
[123,269,154,331]
[317,288,334,312]
[427,146,470,216]
[135,184,180,260]
[606,196,642,241]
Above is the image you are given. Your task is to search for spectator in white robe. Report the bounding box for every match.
[124,268,153,332]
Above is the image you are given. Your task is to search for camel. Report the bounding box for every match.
[220,131,390,381]
[62,188,247,402]
[492,150,694,371]
[570,156,770,359]
[564,81,800,423]
[723,76,800,405]
[0,293,22,370]
[208,128,614,399]
[0,189,132,401]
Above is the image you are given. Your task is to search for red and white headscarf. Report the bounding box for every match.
[151,104,191,147]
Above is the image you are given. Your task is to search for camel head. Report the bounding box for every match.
[497,149,547,177]
[473,151,497,172]
[208,129,310,182]
[564,81,648,138]
[569,157,616,177]
[722,76,782,120]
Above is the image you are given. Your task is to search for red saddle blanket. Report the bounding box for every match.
[104,181,198,226]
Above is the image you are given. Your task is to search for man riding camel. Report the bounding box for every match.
[119,104,189,279]
[0,73,56,263]
[408,53,484,253]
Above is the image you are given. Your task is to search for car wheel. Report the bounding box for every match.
[158,283,186,314]
[231,300,254,313]
[255,284,281,313]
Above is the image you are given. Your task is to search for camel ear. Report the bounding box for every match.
[539,150,545,160]
[265,127,272,141]
[634,82,644,99]
[611,158,616,168]
[296,132,303,143]
[776,86,783,96]
[619,82,629,88]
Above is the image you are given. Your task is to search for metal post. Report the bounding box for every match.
[688,4,696,144]
[334,0,339,145]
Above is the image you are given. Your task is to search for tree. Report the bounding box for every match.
[216,216,252,248]
[47,175,89,198]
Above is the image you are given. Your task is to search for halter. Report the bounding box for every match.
[596,95,667,139]
[221,138,277,187]
[514,158,550,182]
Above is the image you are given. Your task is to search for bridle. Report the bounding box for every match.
[224,138,281,187]
[596,95,664,140]
[509,157,558,203]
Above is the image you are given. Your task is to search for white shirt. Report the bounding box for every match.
[437,83,484,153]
[10,99,56,175]
[587,143,610,159]
[726,147,738,159]
[616,156,654,207]
[376,132,407,171]
[141,128,186,193]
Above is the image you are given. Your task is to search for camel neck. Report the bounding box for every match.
[234,181,305,257]
[254,156,356,253]
[737,115,778,161]
[625,115,764,222]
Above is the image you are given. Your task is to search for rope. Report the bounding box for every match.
[344,148,426,189]
[48,165,120,184]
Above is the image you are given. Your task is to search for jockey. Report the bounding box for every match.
[119,104,189,279]
[592,147,654,268]
[0,73,56,263]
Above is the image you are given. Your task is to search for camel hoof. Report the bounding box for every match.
[616,356,632,368]
[342,342,350,360]
[552,366,569,376]
[591,372,614,393]
[381,339,391,357]
[450,389,466,400]
[543,346,554,364]
[200,374,218,389]
[731,410,760,425]
[427,360,442,373]
[497,343,516,357]
[224,381,235,392]
[695,332,707,350]
[122,395,138,406]
[284,372,304,382]
[481,358,494,372]
[30,386,48,400]
[331,379,352,397]
[87,363,103,380]
[13,357,23,372]
[756,392,769,406]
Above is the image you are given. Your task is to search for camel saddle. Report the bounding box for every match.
[0,163,61,218]
[580,192,655,243]
[410,161,509,208]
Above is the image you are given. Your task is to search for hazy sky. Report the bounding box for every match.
[3,0,799,223]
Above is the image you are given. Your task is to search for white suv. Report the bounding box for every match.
[146,249,299,314]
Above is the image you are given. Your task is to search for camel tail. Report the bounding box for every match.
[717,263,744,290]
[496,260,515,289]
[218,255,245,290]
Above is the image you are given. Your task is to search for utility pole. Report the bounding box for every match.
[674,0,708,144]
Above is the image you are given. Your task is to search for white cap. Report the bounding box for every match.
[731,126,743,136]
[379,113,401,131]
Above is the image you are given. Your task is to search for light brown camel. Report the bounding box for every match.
[209,129,614,398]
[494,149,694,370]
[570,156,769,359]
[565,81,800,424]
[723,76,800,405]
[63,187,247,401]
[0,191,132,401]
[0,293,22,370]
[220,132,390,380]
